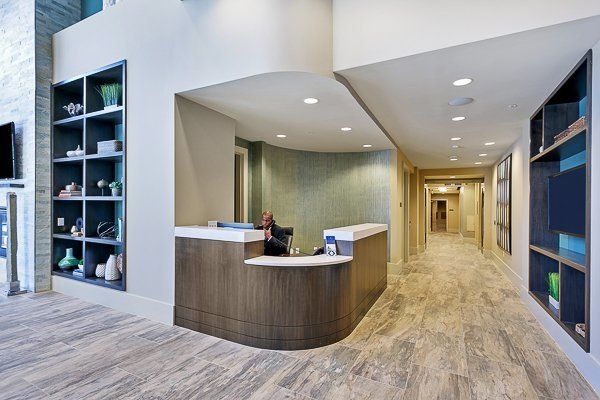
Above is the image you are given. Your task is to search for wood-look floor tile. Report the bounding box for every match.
[194,338,260,369]
[249,383,312,399]
[349,334,414,388]
[517,348,598,399]
[304,344,361,374]
[53,366,143,400]
[463,323,521,366]
[0,377,48,400]
[274,358,345,400]
[402,364,470,400]
[504,322,560,354]
[412,329,468,376]
[328,373,404,400]
[340,316,379,350]
[467,355,538,400]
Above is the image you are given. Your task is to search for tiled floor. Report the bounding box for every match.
[0,233,597,399]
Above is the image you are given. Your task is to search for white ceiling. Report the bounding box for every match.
[180,72,394,153]
[338,16,600,168]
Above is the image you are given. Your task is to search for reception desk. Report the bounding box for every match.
[174,223,387,350]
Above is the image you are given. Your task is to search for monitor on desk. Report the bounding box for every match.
[217,221,255,230]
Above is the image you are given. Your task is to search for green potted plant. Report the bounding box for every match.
[109,180,122,197]
[96,83,122,110]
[547,272,559,310]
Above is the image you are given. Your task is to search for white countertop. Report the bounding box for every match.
[175,225,263,243]
[323,223,388,242]
[245,254,353,267]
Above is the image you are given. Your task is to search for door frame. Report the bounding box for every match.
[234,146,249,223]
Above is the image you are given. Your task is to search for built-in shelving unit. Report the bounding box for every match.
[529,51,591,351]
[51,61,126,291]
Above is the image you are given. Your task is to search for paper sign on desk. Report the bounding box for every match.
[325,236,337,256]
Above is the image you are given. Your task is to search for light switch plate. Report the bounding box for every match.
[57,218,64,227]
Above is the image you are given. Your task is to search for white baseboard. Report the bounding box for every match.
[52,276,174,325]
[387,259,404,275]
[485,249,524,290]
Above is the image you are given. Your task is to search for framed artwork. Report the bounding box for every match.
[496,154,512,253]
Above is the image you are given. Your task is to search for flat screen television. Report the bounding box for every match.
[548,165,585,237]
[0,122,16,180]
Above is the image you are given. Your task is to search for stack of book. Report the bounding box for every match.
[58,190,82,198]
[554,116,586,143]
[72,268,84,278]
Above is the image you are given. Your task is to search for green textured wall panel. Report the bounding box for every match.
[249,142,391,254]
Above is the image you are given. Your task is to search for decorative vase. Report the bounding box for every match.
[549,295,560,310]
[95,263,106,278]
[58,248,79,270]
[104,254,121,281]
[111,188,121,197]
[104,104,119,111]
[116,253,123,273]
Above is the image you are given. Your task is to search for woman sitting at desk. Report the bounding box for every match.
[257,211,288,256]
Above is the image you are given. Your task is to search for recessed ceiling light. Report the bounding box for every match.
[474,161,482,165]
[362,144,372,148]
[449,97,474,106]
[479,153,488,157]
[452,116,466,122]
[452,145,460,149]
[303,97,319,104]
[508,104,518,109]
[449,176,456,179]
[453,78,473,86]
[438,186,448,192]
[276,134,287,138]
[450,137,462,141]
[484,142,495,146]
[449,156,458,161]
[341,127,352,132]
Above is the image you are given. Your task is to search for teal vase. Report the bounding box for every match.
[58,248,79,270]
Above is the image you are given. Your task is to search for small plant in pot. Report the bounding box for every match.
[109,181,122,197]
[96,83,122,110]
[547,272,559,310]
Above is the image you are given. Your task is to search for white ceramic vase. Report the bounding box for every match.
[95,263,106,278]
[104,254,121,281]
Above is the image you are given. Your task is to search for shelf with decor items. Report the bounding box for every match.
[528,51,591,352]
[51,61,126,292]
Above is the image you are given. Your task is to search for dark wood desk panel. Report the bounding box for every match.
[175,231,387,350]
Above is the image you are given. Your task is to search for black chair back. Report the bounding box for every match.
[282,227,294,253]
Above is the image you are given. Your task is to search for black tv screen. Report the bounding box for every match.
[0,122,15,179]
[548,165,585,237]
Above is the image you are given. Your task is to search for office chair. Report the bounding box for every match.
[282,227,294,254]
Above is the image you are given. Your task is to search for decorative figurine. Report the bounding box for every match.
[97,179,109,196]
[63,103,84,117]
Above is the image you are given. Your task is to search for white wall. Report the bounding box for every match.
[333,0,600,70]
[489,40,600,391]
[51,0,333,323]
[175,97,235,226]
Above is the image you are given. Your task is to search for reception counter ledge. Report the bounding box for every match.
[174,223,388,350]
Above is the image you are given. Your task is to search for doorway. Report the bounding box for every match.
[431,200,447,232]
[234,146,249,223]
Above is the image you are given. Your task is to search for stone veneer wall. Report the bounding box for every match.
[0,0,80,291]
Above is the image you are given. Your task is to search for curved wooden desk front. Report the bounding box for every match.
[174,224,387,350]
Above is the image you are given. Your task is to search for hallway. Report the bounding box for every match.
[0,234,596,399]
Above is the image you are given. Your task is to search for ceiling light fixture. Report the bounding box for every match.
[452,145,460,149]
[452,116,466,122]
[449,156,458,161]
[474,161,482,165]
[438,187,448,192]
[450,137,462,141]
[484,142,495,146]
[362,144,372,148]
[449,176,456,179]
[276,134,287,138]
[303,97,319,104]
[479,153,488,157]
[341,127,352,132]
[449,97,474,106]
[508,104,518,109]
[453,78,473,87]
